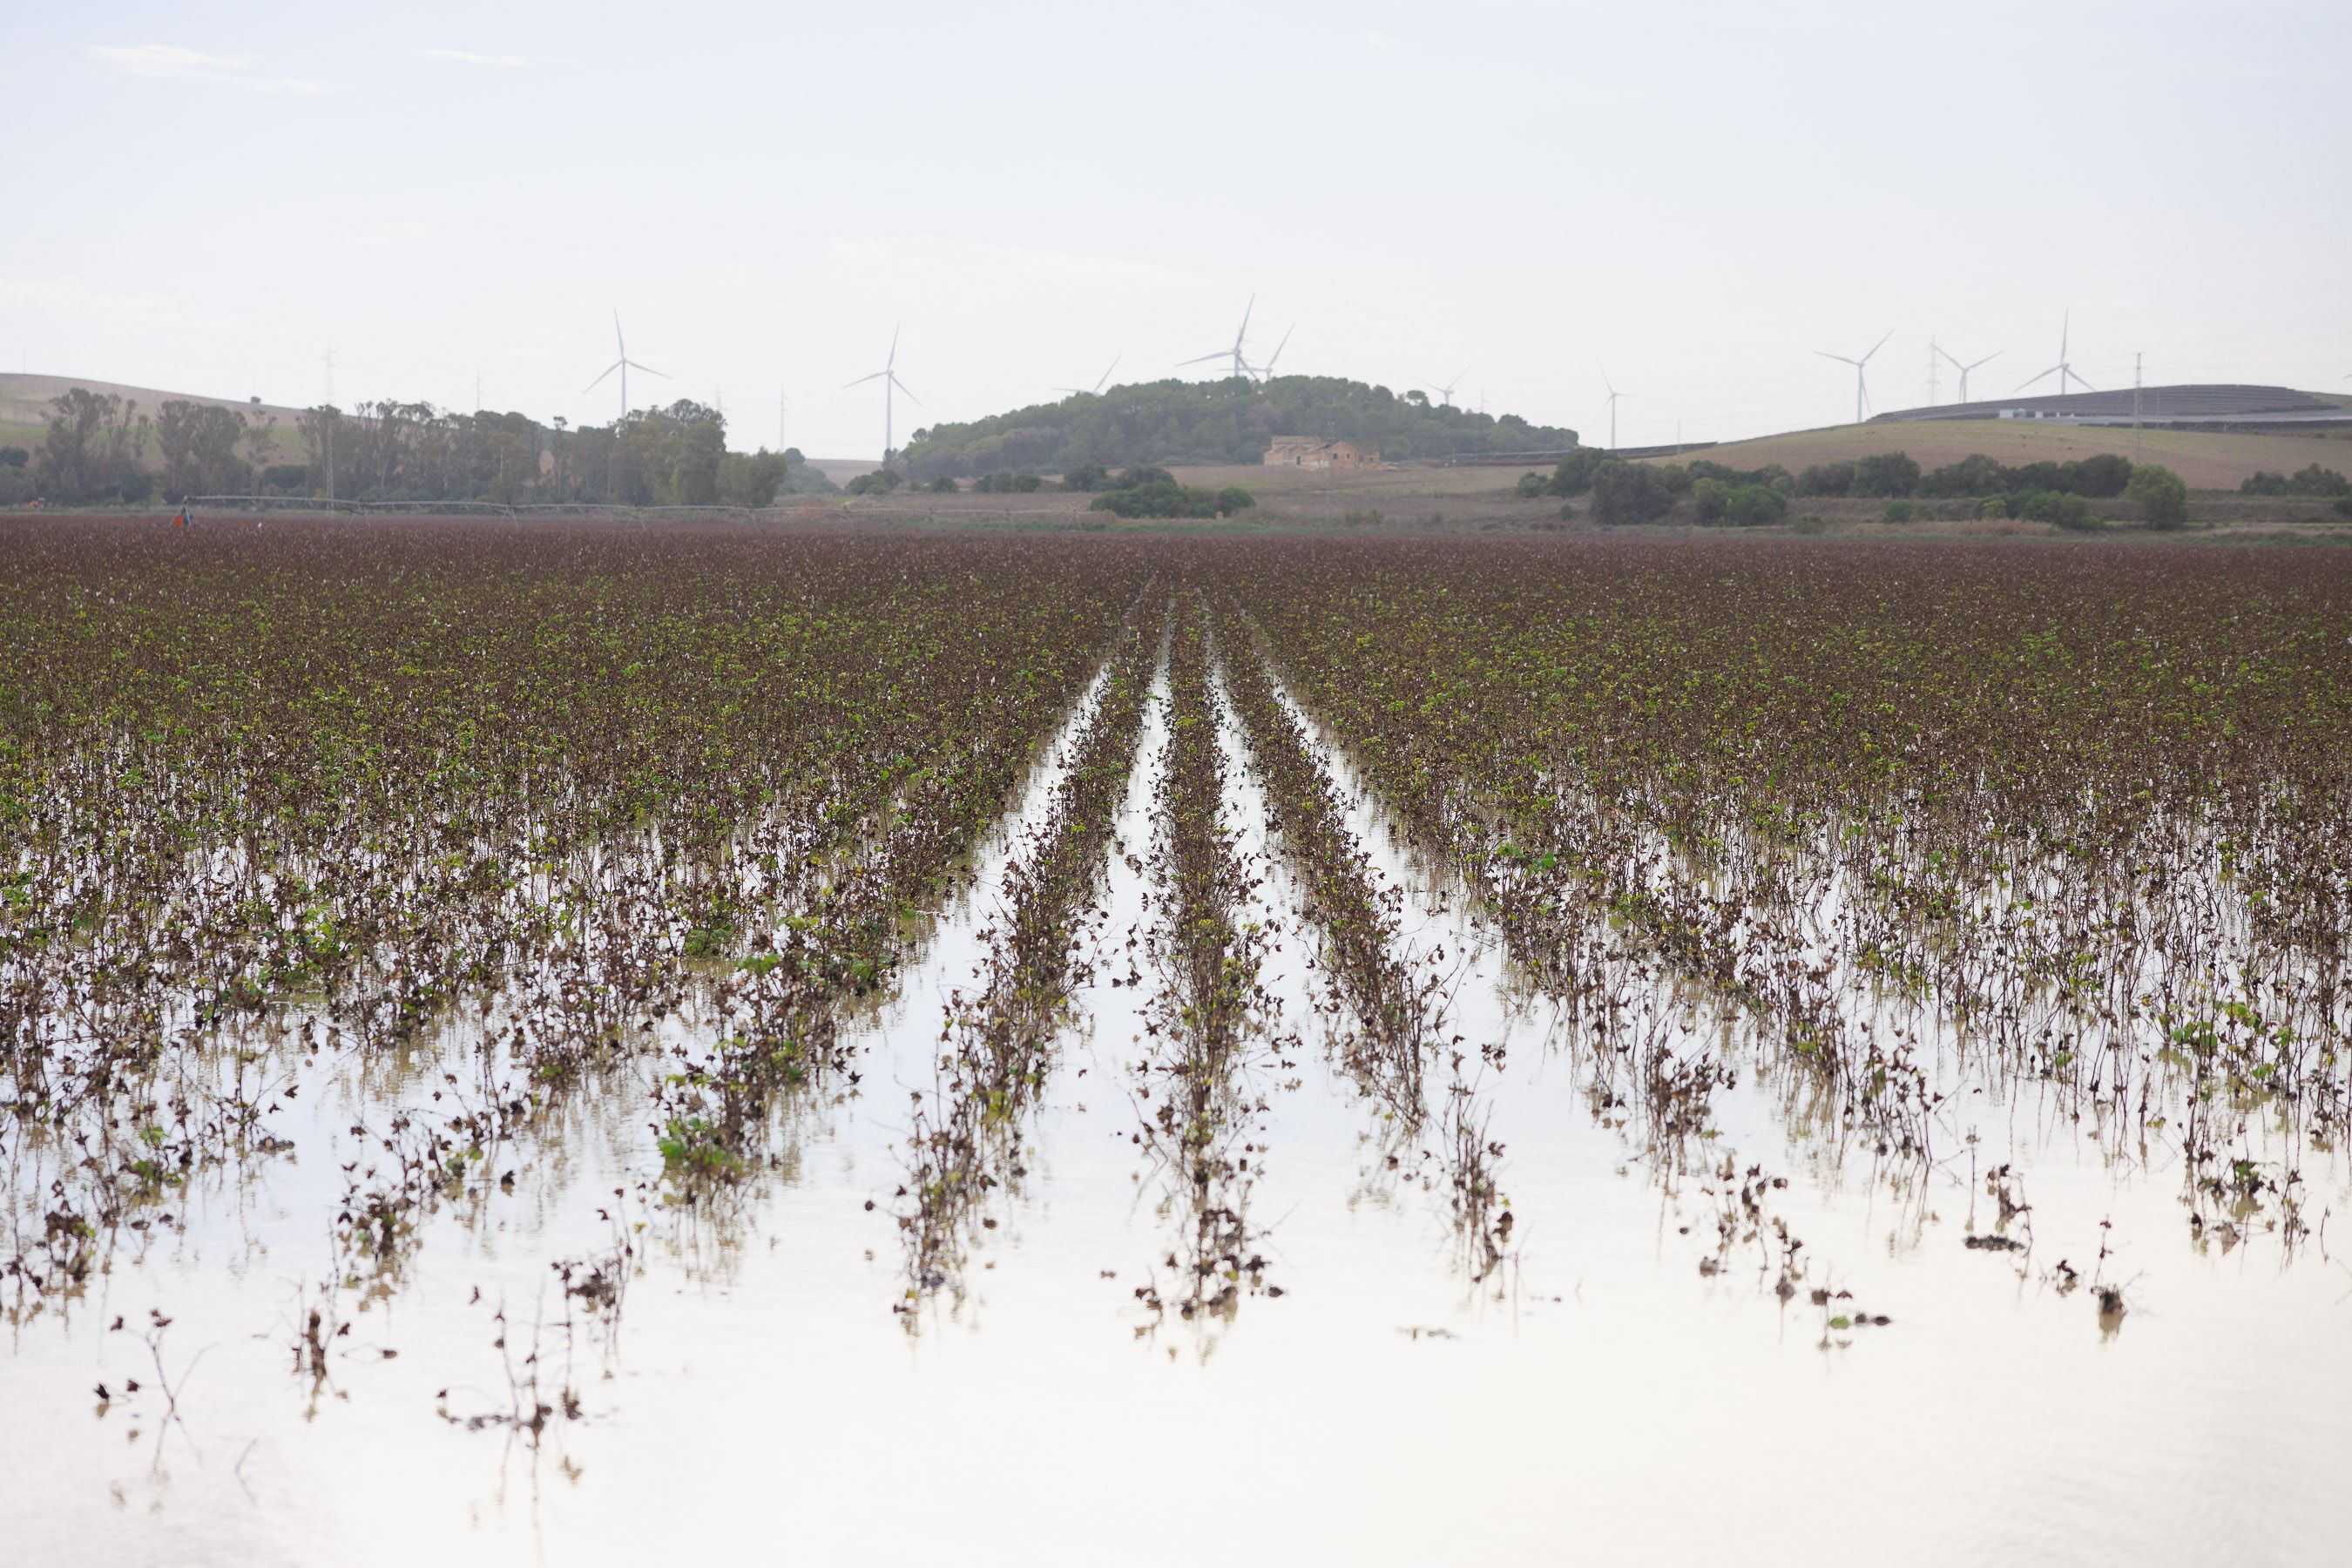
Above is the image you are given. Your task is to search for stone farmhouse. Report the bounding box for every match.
[1262,436,1382,471]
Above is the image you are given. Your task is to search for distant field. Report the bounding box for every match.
[1646,418,2352,490]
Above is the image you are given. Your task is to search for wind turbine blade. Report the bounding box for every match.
[2066,372,2098,393]
[1178,351,1230,367]
[584,362,620,393]
[1238,294,1254,344]
[1264,328,1293,370]
[1097,355,1121,392]
[1969,352,2003,371]
[628,362,669,380]
[1816,352,1858,366]
[613,309,624,355]
[1861,329,1894,363]
[844,370,888,389]
[890,374,921,405]
[2017,366,2059,390]
[888,326,900,370]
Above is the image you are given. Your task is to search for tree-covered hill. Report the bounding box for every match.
[899,375,1578,477]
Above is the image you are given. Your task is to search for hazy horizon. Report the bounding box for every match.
[8,1,2348,457]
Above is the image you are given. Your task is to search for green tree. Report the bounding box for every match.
[1690,476,1729,524]
[1850,451,1921,497]
[1725,483,1788,526]
[37,389,150,503]
[1590,462,1675,525]
[2125,463,2188,530]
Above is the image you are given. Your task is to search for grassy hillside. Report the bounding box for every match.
[1646,416,2352,490]
[0,373,309,469]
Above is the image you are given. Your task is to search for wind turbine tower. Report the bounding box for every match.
[1815,330,1893,424]
[2017,312,2096,396]
[1601,370,1626,450]
[1935,341,2002,405]
[845,328,920,463]
[584,311,668,424]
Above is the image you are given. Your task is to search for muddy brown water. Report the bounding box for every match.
[3,653,2346,1566]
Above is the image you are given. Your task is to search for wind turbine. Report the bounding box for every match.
[1179,295,1256,380]
[1053,357,1120,397]
[844,327,920,463]
[1600,369,1626,449]
[2017,312,2096,396]
[1935,341,2002,405]
[1252,328,1293,382]
[1421,368,1469,409]
[1816,330,1893,424]
[583,310,667,423]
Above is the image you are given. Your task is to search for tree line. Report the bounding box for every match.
[896,374,1579,478]
[2,389,832,508]
[1526,447,2193,529]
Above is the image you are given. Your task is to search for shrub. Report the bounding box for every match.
[2070,453,2134,498]
[1883,499,1923,524]
[1850,451,1921,497]
[1113,464,1174,490]
[1542,448,1613,497]
[2240,471,2288,497]
[262,463,310,493]
[0,446,26,470]
[1515,471,1548,499]
[1060,463,1111,491]
[925,474,959,493]
[2017,490,2099,530]
[845,468,902,496]
[1724,483,1788,527]
[2287,463,2351,497]
[1922,453,2004,497]
[2335,495,2352,519]
[1214,485,1256,513]
[1797,461,1855,497]
[1690,477,1729,524]
[1086,481,1238,518]
[2125,463,2188,530]
[974,471,1044,493]
[1589,462,1676,525]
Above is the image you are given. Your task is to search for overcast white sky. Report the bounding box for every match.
[7,0,2349,456]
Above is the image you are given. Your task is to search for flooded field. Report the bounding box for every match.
[3,524,2348,1565]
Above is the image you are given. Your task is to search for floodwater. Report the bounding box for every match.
[4,652,2348,1567]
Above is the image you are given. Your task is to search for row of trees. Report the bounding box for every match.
[291,399,823,507]
[896,375,1579,478]
[1,388,830,508]
[1793,450,2139,500]
[1525,446,2191,529]
[2240,463,2349,497]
